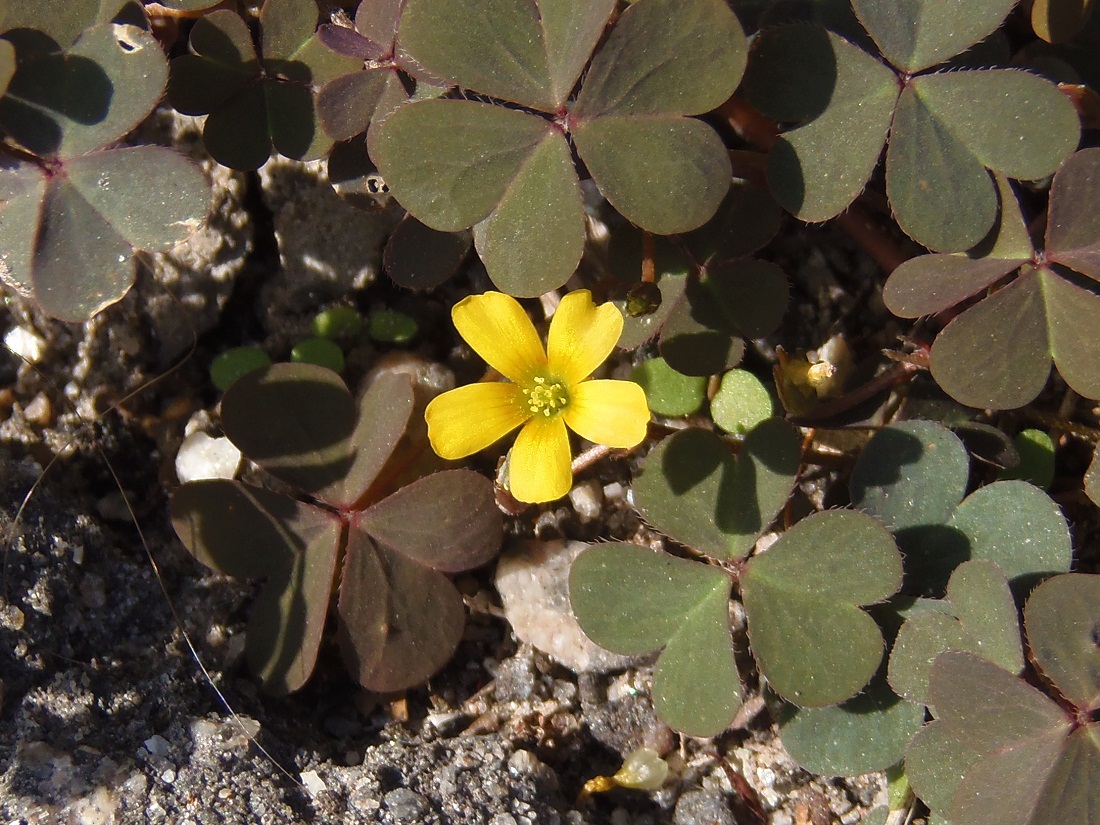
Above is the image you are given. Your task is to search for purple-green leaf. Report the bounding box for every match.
[569,542,740,737]
[744,25,898,223]
[358,469,502,573]
[383,215,471,290]
[169,479,342,694]
[0,23,167,159]
[852,0,1018,73]
[741,511,903,707]
[337,528,466,692]
[1024,573,1100,712]
[1047,147,1100,282]
[397,0,615,110]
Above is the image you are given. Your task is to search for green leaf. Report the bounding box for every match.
[1024,573,1100,711]
[888,71,1080,251]
[397,0,615,110]
[659,259,788,376]
[572,115,731,234]
[774,673,926,776]
[1,0,99,48]
[907,651,1098,825]
[471,128,584,296]
[1046,148,1100,281]
[383,216,471,291]
[0,146,209,322]
[999,429,1056,489]
[743,25,898,222]
[373,100,583,294]
[851,420,969,533]
[219,364,415,508]
[631,357,707,417]
[633,421,801,561]
[887,560,1024,705]
[931,268,1100,408]
[290,336,345,373]
[946,479,1071,596]
[367,309,418,344]
[851,0,1018,73]
[170,480,342,694]
[741,510,903,707]
[211,346,272,391]
[710,370,775,436]
[569,543,740,737]
[680,181,784,263]
[337,528,467,692]
[0,23,167,159]
[573,0,746,118]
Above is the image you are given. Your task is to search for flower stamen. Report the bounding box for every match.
[523,375,569,418]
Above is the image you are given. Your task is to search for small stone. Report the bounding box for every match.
[23,392,52,426]
[175,431,242,483]
[382,788,436,824]
[300,770,328,796]
[568,480,603,523]
[141,735,170,758]
[4,325,47,363]
[495,540,635,673]
[673,789,739,825]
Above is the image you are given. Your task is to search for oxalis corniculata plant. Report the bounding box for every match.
[1,0,1099,823]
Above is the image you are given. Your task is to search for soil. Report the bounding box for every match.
[0,112,900,825]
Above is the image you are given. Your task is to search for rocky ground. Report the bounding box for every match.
[0,113,892,824]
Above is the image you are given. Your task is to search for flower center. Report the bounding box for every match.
[523,375,569,418]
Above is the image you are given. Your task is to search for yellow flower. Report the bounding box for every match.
[425,290,649,503]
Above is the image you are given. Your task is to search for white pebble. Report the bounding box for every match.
[4,325,46,363]
[300,770,328,796]
[569,480,603,522]
[175,431,242,483]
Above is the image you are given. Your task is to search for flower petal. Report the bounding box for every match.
[547,289,624,386]
[425,382,528,459]
[564,379,649,448]
[453,291,547,383]
[509,415,572,503]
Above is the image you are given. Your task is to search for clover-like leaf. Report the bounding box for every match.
[851,419,970,534]
[337,528,467,693]
[0,22,167,159]
[659,259,789,376]
[852,422,1071,596]
[569,543,740,737]
[170,480,342,694]
[906,651,1097,825]
[888,560,1024,704]
[383,215,471,291]
[219,364,415,508]
[1086,443,1100,507]
[773,672,926,777]
[631,357,707,417]
[633,420,801,561]
[887,70,1080,251]
[168,0,357,170]
[851,0,1018,73]
[372,100,583,296]
[398,0,614,110]
[744,26,898,223]
[172,364,502,695]
[741,510,903,707]
[744,21,1079,250]
[374,0,744,295]
[884,174,1033,319]
[0,0,101,48]
[1024,573,1100,712]
[0,146,209,321]
[1045,147,1100,283]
